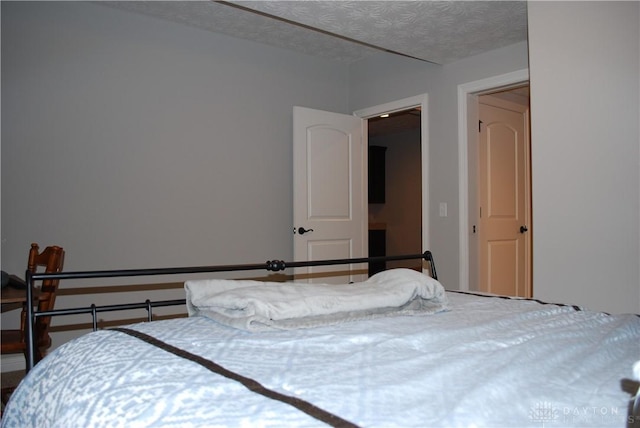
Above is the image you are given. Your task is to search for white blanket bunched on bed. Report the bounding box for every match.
[184,268,448,331]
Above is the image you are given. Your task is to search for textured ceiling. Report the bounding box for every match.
[101,1,528,64]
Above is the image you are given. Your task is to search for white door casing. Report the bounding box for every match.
[478,96,531,297]
[458,69,530,292]
[292,106,366,283]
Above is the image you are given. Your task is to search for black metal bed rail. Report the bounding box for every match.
[25,251,436,371]
[35,299,187,330]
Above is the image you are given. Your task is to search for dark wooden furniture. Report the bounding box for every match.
[1,244,64,367]
[1,286,42,316]
[1,244,64,406]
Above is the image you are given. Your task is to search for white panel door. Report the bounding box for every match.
[478,99,530,297]
[293,106,366,284]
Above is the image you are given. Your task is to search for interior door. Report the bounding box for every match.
[293,106,367,284]
[478,97,530,297]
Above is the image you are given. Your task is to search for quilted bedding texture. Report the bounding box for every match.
[2,292,639,428]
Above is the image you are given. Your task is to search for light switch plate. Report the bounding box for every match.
[439,202,447,217]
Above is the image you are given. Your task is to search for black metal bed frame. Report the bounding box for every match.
[24,251,437,372]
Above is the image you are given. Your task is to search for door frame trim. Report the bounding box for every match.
[354,93,430,253]
[457,70,529,291]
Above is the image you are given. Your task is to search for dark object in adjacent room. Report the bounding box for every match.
[368,145,387,203]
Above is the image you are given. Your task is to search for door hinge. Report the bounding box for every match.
[479,120,483,132]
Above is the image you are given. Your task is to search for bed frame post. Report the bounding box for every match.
[423,251,437,280]
[91,305,98,331]
[25,269,36,372]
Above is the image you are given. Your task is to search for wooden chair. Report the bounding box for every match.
[1,243,64,404]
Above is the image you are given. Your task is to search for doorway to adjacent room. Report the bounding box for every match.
[367,108,422,273]
[355,94,429,275]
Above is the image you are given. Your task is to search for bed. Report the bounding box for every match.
[2,252,639,428]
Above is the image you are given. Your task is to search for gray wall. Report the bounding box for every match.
[349,42,530,291]
[350,1,640,315]
[1,1,350,362]
[528,1,640,313]
[1,2,529,295]
[1,3,530,291]
[1,1,349,278]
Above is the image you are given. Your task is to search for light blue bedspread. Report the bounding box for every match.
[3,292,639,427]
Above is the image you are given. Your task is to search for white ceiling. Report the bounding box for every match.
[102,1,529,65]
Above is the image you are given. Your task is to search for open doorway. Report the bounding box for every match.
[367,109,422,274]
[354,94,430,276]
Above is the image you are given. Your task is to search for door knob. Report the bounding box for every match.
[520,225,528,233]
[296,227,314,235]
